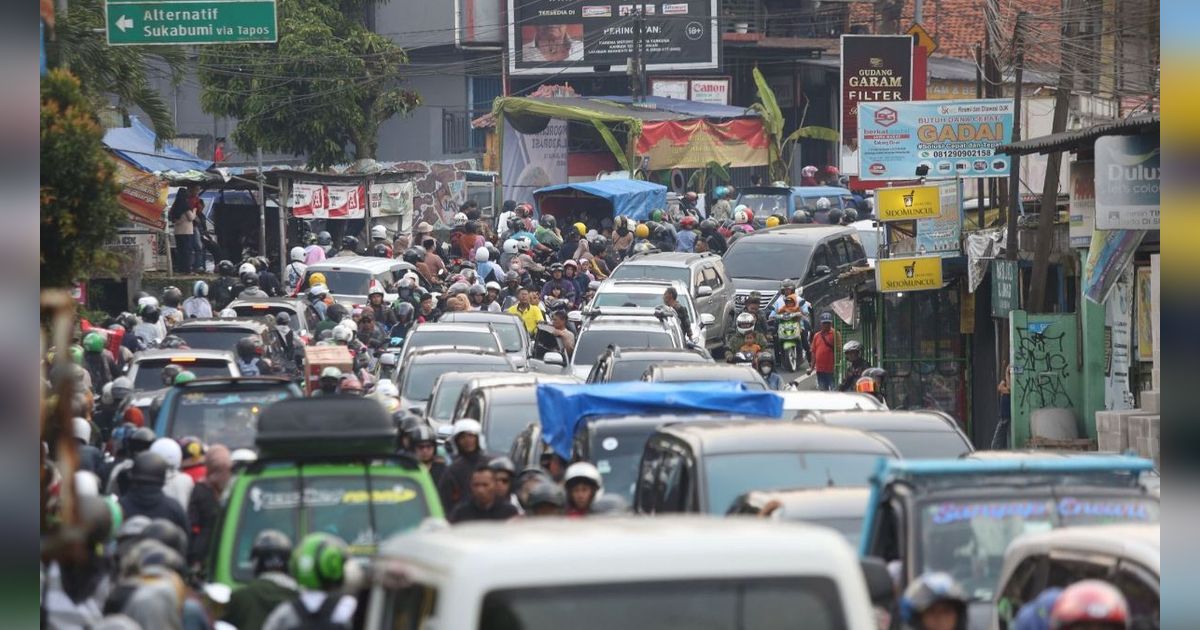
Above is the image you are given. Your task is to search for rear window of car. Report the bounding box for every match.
[306,269,371,295]
[871,430,971,459]
[609,264,691,286]
[132,358,234,391]
[231,304,301,326]
[484,398,539,454]
[173,328,259,353]
[232,473,429,583]
[574,330,676,366]
[402,359,511,402]
[166,387,294,449]
[406,330,501,354]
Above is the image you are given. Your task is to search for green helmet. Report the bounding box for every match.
[82,332,107,353]
[173,370,197,385]
[290,532,348,590]
[68,345,84,365]
[651,208,664,222]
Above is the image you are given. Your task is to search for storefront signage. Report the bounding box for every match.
[840,35,913,151]
[507,0,718,75]
[876,255,943,293]
[991,259,1018,318]
[876,185,941,221]
[648,77,730,105]
[857,99,1014,181]
[1094,133,1159,230]
[1068,160,1095,247]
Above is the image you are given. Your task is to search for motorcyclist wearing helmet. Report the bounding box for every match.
[526,481,566,516]
[466,284,487,311]
[81,331,118,393]
[651,218,678,252]
[223,529,297,630]
[612,216,635,257]
[336,234,361,257]
[285,247,309,293]
[407,424,447,485]
[366,280,397,329]
[181,281,213,319]
[316,230,336,257]
[790,209,813,224]
[731,205,755,235]
[387,301,417,341]
[563,462,603,517]
[540,262,578,305]
[254,256,285,297]
[313,366,342,396]
[498,271,521,310]
[900,572,968,630]
[262,533,357,629]
[486,456,522,514]
[698,218,728,255]
[675,215,698,252]
[118,451,189,532]
[211,259,240,309]
[856,367,888,405]
[238,270,270,300]
[438,419,489,510]
[235,335,272,376]
[841,207,859,225]
[474,246,502,285]
[303,233,328,266]
[725,312,763,360]
[160,286,185,328]
[480,281,503,313]
[1048,580,1130,630]
[535,213,563,250]
[369,223,392,254]
[837,340,869,392]
[756,352,783,390]
[710,185,733,221]
[827,207,845,226]
[448,464,519,523]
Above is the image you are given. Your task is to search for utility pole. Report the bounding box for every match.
[976,42,985,229]
[257,147,267,259]
[1027,0,1075,312]
[914,0,924,25]
[1005,13,1025,262]
[630,7,646,102]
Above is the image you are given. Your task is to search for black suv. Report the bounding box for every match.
[585,346,712,384]
[171,318,297,377]
[723,225,867,312]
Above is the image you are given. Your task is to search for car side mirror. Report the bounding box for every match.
[699,313,716,327]
[816,265,832,276]
[543,351,566,367]
[860,557,894,607]
[567,311,582,324]
[696,285,713,297]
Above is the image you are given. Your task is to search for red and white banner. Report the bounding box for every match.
[288,182,367,219]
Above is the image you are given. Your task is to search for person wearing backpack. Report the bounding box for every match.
[234,336,271,376]
[262,533,357,630]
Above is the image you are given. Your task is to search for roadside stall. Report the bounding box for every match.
[532,179,668,228]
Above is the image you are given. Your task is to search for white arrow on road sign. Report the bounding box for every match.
[116,15,134,32]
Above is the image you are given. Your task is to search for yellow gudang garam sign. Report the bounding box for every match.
[876,256,943,292]
[876,185,942,221]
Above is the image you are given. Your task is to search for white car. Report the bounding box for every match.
[586,278,714,348]
[303,256,417,305]
[365,516,887,630]
[778,389,886,418]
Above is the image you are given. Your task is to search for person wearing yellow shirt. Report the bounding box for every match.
[507,287,544,335]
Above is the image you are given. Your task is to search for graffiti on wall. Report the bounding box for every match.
[386,159,477,229]
[1013,323,1074,411]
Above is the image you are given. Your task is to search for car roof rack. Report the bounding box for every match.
[581,305,676,322]
[256,396,399,459]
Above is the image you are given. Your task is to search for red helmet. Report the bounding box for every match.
[1050,580,1129,629]
[679,216,697,229]
[822,165,840,176]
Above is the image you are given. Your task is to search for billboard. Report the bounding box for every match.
[1094,132,1159,230]
[857,99,1014,181]
[876,185,941,221]
[456,0,505,47]
[876,255,944,293]
[507,0,718,75]
[502,118,568,206]
[840,35,913,152]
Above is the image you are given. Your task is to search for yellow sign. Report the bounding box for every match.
[877,256,944,293]
[907,23,938,54]
[877,185,942,221]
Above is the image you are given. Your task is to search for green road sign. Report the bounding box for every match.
[105,0,277,45]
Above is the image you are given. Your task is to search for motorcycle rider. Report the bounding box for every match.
[710,185,733,221]
[724,312,761,360]
[540,263,577,306]
[336,234,360,257]
[837,340,869,392]
[235,335,272,376]
[262,533,357,630]
[159,286,184,328]
[81,331,118,393]
[238,270,270,300]
[563,462,603,517]
[254,256,284,297]
[118,452,189,532]
[698,218,728,255]
[316,230,336,258]
[366,280,397,329]
[676,216,698,252]
[223,530,298,630]
[856,367,888,405]
[407,425,447,486]
[313,367,342,396]
[475,247,502,285]
[181,281,213,319]
[388,302,416,341]
[448,465,518,523]
[900,572,969,630]
[756,352,783,390]
[498,271,521,310]
[304,232,329,265]
[662,287,691,338]
[535,214,563,251]
[1048,580,1130,630]
[369,224,392,257]
[285,247,308,292]
[482,281,503,312]
[438,419,489,510]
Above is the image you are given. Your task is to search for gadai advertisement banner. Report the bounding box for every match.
[857,99,1014,181]
[507,0,718,76]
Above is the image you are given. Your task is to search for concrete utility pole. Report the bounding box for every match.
[1005,13,1025,262]
[1027,0,1075,312]
[257,147,267,258]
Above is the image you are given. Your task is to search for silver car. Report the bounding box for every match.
[608,251,735,349]
[587,279,713,349]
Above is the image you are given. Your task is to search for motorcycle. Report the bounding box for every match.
[776,311,802,373]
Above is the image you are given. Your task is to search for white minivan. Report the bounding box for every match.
[365,516,888,629]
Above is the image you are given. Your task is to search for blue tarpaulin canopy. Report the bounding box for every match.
[536,382,784,459]
[103,117,212,174]
[533,179,668,221]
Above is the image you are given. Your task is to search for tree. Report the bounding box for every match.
[198,0,421,168]
[41,70,124,288]
[751,67,839,183]
[50,0,182,141]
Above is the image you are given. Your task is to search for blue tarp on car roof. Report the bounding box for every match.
[533,179,668,221]
[103,117,213,174]
[536,381,784,459]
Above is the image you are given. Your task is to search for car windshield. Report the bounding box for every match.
[484,399,539,454]
[705,452,885,514]
[407,330,501,354]
[798,194,853,211]
[871,430,972,459]
[173,328,258,353]
[480,577,846,630]
[166,387,294,449]
[429,376,472,422]
[777,514,864,547]
[610,359,670,382]
[724,242,814,281]
[589,427,655,502]
[232,473,429,583]
[231,304,300,325]
[609,264,691,286]
[403,360,510,401]
[737,193,791,216]
[593,292,696,321]
[917,494,1160,601]
[132,358,234,390]
[487,322,525,353]
[573,330,676,366]
[306,270,371,295]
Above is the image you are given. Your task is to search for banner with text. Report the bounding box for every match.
[288,182,367,219]
[840,35,913,151]
[857,99,1013,181]
[876,255,944,293]
[1095,132,1159,230]
[1068,160,1095,248]
[369,181,414,217]
[502,117,568,207]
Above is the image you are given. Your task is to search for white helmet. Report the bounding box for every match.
[309,283,329,297]
[736,312,756,333]
[379,352,397,367]
[475,248,490,263]
[452,212,468,227]
[515,237,532,252]
[503,238,519,254]
[73,416,92,443]
[332,325,353,343]
[219,308,238,318]
[150,437,183,470]
[238,262,256,276]
[136,295,159,310]
[74,470,100,497]
[452,418,483,436]
[371,224,388,240]
[485,281,501,292]
[734,206,750,224]
[816,197,831,210]
[374,378,399,398]
[843,340,862,353]
[230,448,257,464]
[290,246,305,262]
[564,462,603,489]
[339,318,358,333]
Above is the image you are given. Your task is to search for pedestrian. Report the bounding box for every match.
[223,530,298,630]
[899,572,969,630]
[548,310,575,356]
[809,312,840,391]
[448,466,519,523]
[186,445,231,566]
[117,452,189,533]
[168,186,196,274]
[662,287,691,337]
[992,362,1013,449]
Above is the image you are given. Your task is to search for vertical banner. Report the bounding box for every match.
[1135,266,1154,362]
[840,35,913,174]
[1082,228,1145,304]
[1068,160,1095,248]
[1104,265,1135,410]
[915,179,963,257]
[502,117,568,207]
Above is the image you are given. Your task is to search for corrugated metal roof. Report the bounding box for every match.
[997,114,1159,156]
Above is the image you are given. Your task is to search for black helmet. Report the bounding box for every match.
[217,260,236,276]
[842,208,859,223]
[140,305,160,324]
[161,286,182,307]
[317,231,333,246]
[528,481,566,509]
[757,351,775,366]
[402,247,423,265]
[790,210,811,224]
[159,335,188,350]
[507,217,525,234]
[827,208,844,225]
[342,235,359,250]
[411,244,428,260]
[372,243,390,258]
[700,218,717,234]
[251,529,293,574]
[326,302,348,323]
[240,270,259,287]
[487,456,516,475]
[161,363,184,386]
[407,424,437,446]
[141,518,188,558]
[130,452,168,485]
[236,335,260,361]
[392,301,415,325]
[539,214,556,229]
[589,236,608,256]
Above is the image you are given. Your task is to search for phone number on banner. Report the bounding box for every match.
[923,149,997,159]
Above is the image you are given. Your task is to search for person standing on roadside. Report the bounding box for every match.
[169,186,198,273]
[808,312,840,391]
[992,363,1013,449]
